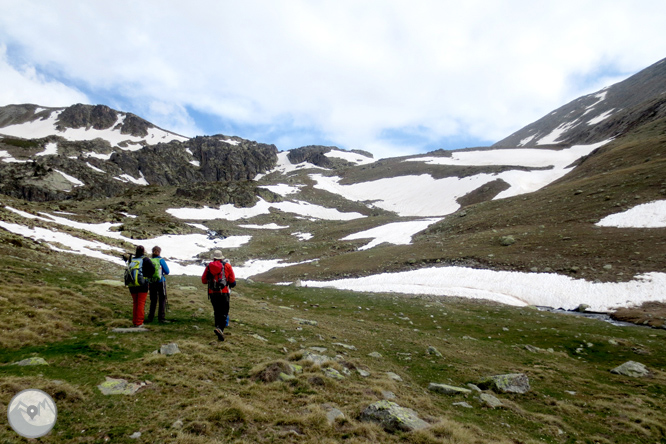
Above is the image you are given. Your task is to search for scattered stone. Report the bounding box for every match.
[359,400,429,433]
[478,373,531,394]
[499,235,516,246]
[426,346,443,357]
[428,383,472,395]
[309,346,328,353]
[467,383,482,392]
[357,369,370,377]
[129,431,141,439]
[524,344,543,353]
[610,361,651,378]
[171,420,183,429]
[278,306,293,310]
[250,334,268,342]
[381,390,396,400]
[322,404,345,425]
[177,286,197,291]
[386,372,402,382]
[293,317,318,326]
[13,357,48,366]
[452,401,473,408]
[323,368,345,380]
[333,342,357,351]
[479,393,503,408]
[290,364,303,374]
[111,327,149,333]
[301,350,331,365]
[368,352,383,358]
[286,337,297,343]
[159,343,180,356]
[98,377,145,395]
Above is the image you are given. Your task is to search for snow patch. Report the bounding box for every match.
[596,200,666,228]
[341,218,442,250]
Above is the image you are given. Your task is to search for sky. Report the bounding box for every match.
[1,1,666,159]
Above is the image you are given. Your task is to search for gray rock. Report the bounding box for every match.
[98,377,145,395]
[610,361,651,378]
[575,304,590,312]
[381,390,396,400]
[129,432,141,439]
[293,317,318,326]
[333,342,357,351]
[309,346,328,353]
[323,367,345,380]
[428,383,472,395]
[386,372,403,382]
[426,346,443,357]
[478,373,531,394]
[324,406,345,425]
[467,383,482,392]
[159,343,180,355]
[368,352,383,358]
[359,401,429,433]
[499,235,516,246]
[301,350,331,365]
[111,327,149,333]
[171,420,183,429]
[452,401,473,408]
[357,369,370,377]
[13,357,48,366]
[250,333,268,342]
[479,393,503,408]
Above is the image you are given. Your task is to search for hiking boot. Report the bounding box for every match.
[214,328,225,341]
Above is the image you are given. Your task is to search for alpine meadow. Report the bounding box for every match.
[0,57,665,443]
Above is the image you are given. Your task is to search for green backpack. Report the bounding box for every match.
[149,257,163,283]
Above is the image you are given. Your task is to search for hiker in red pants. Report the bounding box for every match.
[125,245,155,327]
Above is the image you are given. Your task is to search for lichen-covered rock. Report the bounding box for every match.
[610,361,651,378]
[323,367,345,380]
[159,343,180,356]
[359,401,429,433]
[300,350,330,365]
[478,373,530,394]
[13,357,48,366]
[98,377,145,395]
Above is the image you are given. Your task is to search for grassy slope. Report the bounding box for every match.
[1,240,665,444]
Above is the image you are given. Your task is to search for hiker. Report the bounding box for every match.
[125,245,155,327]
[201,250,236,341]
[146,246,170,324]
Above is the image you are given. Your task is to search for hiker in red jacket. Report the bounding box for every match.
[201,250,236,341]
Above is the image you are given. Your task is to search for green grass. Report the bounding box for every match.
[1,244,665,443]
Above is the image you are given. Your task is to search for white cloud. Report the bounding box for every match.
[0,44,88,107]
[1,1,665,157]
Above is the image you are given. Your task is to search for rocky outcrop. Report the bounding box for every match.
[188,136,278,182]
[287,145,336,168]
[56,104,119,131]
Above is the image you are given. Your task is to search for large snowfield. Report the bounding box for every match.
[2,195,665,312]
[1,137,665,312]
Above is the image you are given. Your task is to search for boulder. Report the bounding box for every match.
[300,350,331,366]
[610,361,651,378]
[478,373,530,394]
[359,401,429,433]
[426,346,443,357]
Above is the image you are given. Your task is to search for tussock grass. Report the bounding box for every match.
[0,246,665,443]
